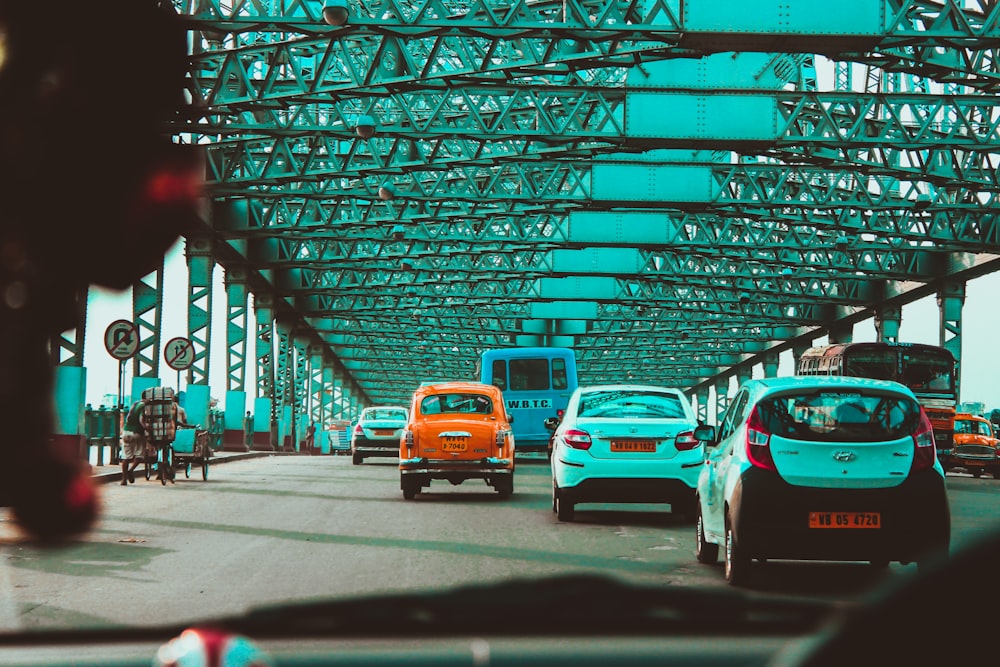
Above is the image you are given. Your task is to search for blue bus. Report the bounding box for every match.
[477,347,578,454]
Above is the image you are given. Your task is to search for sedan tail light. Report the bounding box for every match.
[911,409,936,472]
[404,430,415,450]
[354,424,364,435]
[563,428,592,450]
[674,430,701,451]
[745,406,777,471]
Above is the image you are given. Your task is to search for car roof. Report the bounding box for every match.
[362,405,408,412]
[415,381,500,395]
[747,375,917,396]
[955,413,988,421]
[576,384,686,394]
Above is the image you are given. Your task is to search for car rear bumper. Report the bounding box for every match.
[401,457,513,473]
[558,477,697,505]
[353,444,399,456]
[555,452,702,494]
[730,468,950,562]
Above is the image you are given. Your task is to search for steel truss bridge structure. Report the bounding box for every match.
[58,0,1000,447]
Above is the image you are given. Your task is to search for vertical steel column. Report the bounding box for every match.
[131,262,165,389]
[791,341,813,372]
[714,379,731,423]
[221,267,250,451]
[292,334,310,451]
[762,352,779,378]
[875,304,902,343]
[937,280,965,401]
[826,320,853,345]
[694,386,709,424]
[321,359,336,448]
[224,268,249,392]
[184,237,214,388]
[274,319,293,451]
[51,287,89,461]
[253,293,275,451]
[309,344,325,451]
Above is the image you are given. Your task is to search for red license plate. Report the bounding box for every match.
[809,512,881,529]
[610,440,657,452]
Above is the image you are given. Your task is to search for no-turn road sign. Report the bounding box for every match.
[164,337,195,371]
[104,320,139,360]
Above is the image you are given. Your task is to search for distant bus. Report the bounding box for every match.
[477,347,578,454]
[797,342,957,463]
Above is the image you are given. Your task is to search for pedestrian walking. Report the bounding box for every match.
[119,399,146,485]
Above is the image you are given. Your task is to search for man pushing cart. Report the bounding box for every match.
[140,386,180,485]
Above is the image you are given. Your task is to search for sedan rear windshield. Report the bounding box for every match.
[364,409,407,421]
[420,393,493,415]
[756,391,921,442]
[578,390,687,419]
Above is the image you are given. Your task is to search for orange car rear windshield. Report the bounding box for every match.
[420,393,493,415]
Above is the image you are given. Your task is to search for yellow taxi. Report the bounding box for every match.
[951,413,1000,479]
[399,381,515,499]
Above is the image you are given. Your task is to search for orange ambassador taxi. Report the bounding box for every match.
[950,412,1000,479]
[399,381,515,500]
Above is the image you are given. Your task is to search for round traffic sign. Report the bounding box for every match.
[164,336,195,371]
[104,320,139,360]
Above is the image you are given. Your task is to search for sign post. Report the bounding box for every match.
[104,320,139,466]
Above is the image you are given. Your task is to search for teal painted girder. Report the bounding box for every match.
[178,0,1000,92]
[195,92,1000,191]
[162,1,1000,410]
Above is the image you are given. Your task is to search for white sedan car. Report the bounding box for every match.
[350,406,409,465]
[550,384,702,522]
[694,375,951,585]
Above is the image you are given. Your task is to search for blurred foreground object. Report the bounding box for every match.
[155,628,275,667]
[0,1,202,541]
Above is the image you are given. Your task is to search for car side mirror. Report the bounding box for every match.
[507,413,514,424]
[694,424,717,447]
[543,416,560,432]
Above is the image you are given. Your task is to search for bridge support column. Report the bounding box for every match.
[694,386,709,424]
[762,353,779,378]
[827,321,853,345]
[222,390,249,451]
[714,379,731,423]
[52,366,88,463]
[791,342,813,372]
[937,280,966,401]
[875,304,902,343]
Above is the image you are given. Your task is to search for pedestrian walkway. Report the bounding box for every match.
[89,450,272,484]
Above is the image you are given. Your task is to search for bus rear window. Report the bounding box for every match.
[490,360,507,391]
[842,350,896,380]
[509,358,550,391]
[902,354,955,393]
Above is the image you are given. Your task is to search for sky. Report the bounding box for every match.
[82,240,1000,412]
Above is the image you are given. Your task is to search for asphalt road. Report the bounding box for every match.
[0,455,995,630]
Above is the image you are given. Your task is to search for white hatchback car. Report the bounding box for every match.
[350,406,409,465]
[550,384,702,522]
[694,375,951,585]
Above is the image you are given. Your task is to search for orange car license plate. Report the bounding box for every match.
[808,512,881,529]
[610,440,657,452]
[374,429,395,436]
[442,439,467,452]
